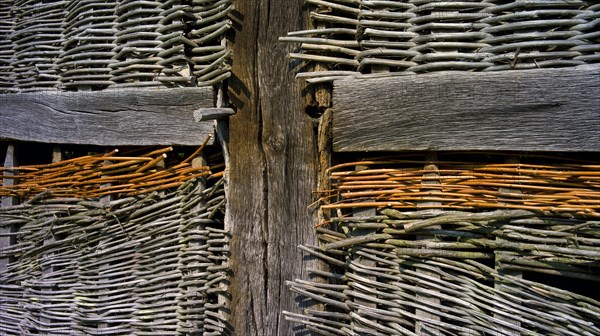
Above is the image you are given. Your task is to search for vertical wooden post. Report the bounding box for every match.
[415,152,441,335]
[1,144,17,273]
[227,0,319,334]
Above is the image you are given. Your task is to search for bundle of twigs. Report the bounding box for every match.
[572,3,600,63]
[322,159,600,218]
[279,0,361,83]
[0,143,220,199]
[0,149,230,335]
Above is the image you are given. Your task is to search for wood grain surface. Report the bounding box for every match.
[0,88,216,146]
[333,65,600,152]
[226,1,319,335]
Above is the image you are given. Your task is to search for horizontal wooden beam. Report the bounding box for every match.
[0,87,216,146]
[333,65,600,152]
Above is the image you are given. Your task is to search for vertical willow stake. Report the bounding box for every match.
[1,144,17,272]
[40,146,63,327]
[495,156,522,334]
[98,149,113,331]
[349,163,377,333]
[415,152,442,335]
[185,154,209,333]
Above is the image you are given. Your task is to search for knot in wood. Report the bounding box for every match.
[264,130,286,154]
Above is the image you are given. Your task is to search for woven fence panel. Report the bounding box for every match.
[282,0,600,81]
[0,147,230,335]
[285,154,600,335]
[11,0,67,92]
[188,0,233,87]
[0,1,15,93]
[0,0,231,91]
[58,0,118,90]
[323,159,600,216]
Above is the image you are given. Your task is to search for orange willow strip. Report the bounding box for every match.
[322,202,407,209]
[338,180,403,185]
[336,180,595,190]
[100,159,150,171]
[331,162,600,172]
[87,183,136,194]
[135,154,168,173]
[127,162,191,183]
[20,166,87,180]
[181,135,212,165]
[131,166,209,184]
[320,158,600,215]
[130,182,184,195]
[340,190,472,198]
[209,171,224,179]
[209,163,226,171]
[140,146,174,157]
[458,182,592,192]
[335,170,597,181]
[474,167,600,176]
[326,159,521,171]
[0,142,218,199]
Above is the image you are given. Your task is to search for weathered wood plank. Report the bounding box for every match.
[227,0,319,335]
[0,87,216,146]
[333,65,600,152]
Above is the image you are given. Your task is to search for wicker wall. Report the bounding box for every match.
[0,145,231,335]
[282,5,600,333]
[0,0,232,92]
[282,0,600,82]
[285,153,600,335]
